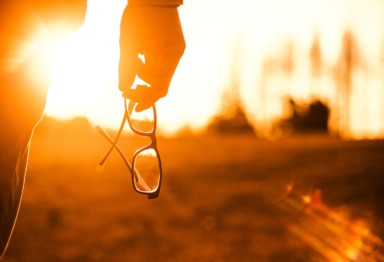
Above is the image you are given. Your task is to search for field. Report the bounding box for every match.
[2,118,384,261]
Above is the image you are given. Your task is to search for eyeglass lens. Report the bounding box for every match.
[128,103,155,133]
[133,148,161,193]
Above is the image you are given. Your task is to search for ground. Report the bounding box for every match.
[2,118,384,261]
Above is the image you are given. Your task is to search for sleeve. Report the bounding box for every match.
[128,0,183,7]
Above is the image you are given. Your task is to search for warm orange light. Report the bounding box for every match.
[14,28,54,92]
[302,195,312,204]
[12,25,82,103]
[290,190,382,261]
[43,0,384,138]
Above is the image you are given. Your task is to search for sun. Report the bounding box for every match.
[22,29,54,91]
[44,1,126,127]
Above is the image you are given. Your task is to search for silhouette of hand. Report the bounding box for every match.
[119,5,185,112]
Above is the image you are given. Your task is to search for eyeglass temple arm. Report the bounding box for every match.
[95,125,132,173]
[96,111,128,170]
[95,125,152,193]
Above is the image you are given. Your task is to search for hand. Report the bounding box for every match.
[119,4,185,112]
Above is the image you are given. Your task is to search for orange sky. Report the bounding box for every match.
[43,0,384,138]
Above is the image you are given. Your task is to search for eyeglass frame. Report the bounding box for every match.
[96,98,162,199]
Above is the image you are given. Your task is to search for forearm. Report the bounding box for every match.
[128,0,183,7]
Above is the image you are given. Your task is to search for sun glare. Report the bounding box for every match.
[43,0,384,138]
[25,33,53,88]
[45,0,126,127]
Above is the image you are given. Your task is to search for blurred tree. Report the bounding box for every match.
[206,39,254,135]
[381,39,384,124]
[280,40,295,95]
[281,40,295,77]
[309,32,323,92]
[310,33,322,79]
[334,30,362,135]
[258,58,275,127]
[254,40,297,138]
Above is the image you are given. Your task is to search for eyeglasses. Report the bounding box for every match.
[96,99,162,199]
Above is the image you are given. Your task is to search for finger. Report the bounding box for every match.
[127,99,152,114]
[123,85,155,112]
[122,87,147,102]
[118,67,135,93]
[135,55,157,86]
[118,55,144,92]
[123,86,153,104]
[135,101,153,112]
[136,40,184,96]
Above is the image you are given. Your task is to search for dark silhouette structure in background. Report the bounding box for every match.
[279,98,330,134]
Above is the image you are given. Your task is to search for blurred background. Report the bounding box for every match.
[43,0,384,139]
[3,0,384,261]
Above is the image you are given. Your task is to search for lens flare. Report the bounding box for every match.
[288,190,384,261]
